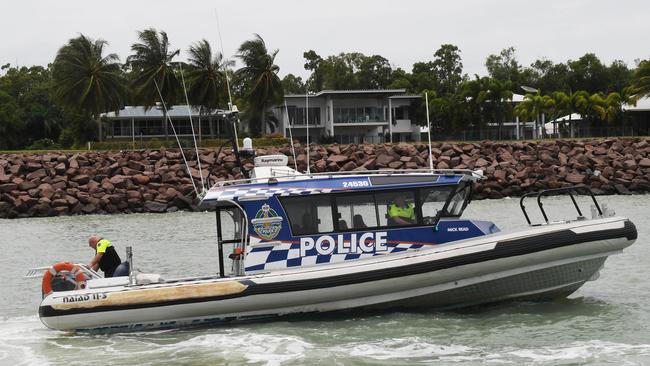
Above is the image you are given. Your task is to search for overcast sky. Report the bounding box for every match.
[2,0,649,80]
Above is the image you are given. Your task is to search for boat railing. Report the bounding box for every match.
[205,168,485,191]
[519,186,603,226]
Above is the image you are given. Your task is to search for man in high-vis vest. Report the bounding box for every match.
[88,235,122,278]
[388,196,416,225]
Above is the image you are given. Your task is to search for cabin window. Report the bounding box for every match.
[446,184,471,216]
[334,194,378,230]
[375,191,418,227]
[281,196,333,235]
[419,186,455,224]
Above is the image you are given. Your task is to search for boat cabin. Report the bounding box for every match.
[201,157,499,277]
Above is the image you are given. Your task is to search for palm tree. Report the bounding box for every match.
[236,34,284,136]
[514,93,552,139]
[569,91,590,138]
[630,60,650,99]
[127,28,180,140]
[51,34,127,142]
[186,39,232,138]
[550,91,570,137]
[485,79,513,139]
[601,92,622,124]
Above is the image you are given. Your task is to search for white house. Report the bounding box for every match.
[271,89,422,144]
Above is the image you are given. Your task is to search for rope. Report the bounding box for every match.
[153,79,199,197]
[178,65,206,193]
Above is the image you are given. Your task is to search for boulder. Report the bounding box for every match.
[375,154,395,166]
[144,201,167,213]
[0,183,18,193]
[565,172,585,184]
[26,169,47,181]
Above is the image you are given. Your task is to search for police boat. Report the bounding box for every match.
[32,146,637,332]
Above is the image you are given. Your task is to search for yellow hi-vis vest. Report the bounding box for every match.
[388,203,415,220]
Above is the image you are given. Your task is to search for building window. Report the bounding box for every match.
[334,107,385,123]
[287,107,320,125]
[393,106,409,120]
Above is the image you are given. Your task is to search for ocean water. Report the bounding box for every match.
[1,195,649,366]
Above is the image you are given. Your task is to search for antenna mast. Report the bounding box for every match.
[305,90,310,174]
[425,92,434,171]
[284,100,299,171]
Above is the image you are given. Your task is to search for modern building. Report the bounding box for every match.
[271,89,422,144]
[623,96,650,136]
[101,105,227,140]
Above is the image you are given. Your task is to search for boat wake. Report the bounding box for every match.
[2,314,650,365]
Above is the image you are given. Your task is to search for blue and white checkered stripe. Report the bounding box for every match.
[209,187,334,201]
[244,243,425,272]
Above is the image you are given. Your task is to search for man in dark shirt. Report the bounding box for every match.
[88,235,122,278]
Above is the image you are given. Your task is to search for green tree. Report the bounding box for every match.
[485,78,513,139]
[567,53,608,93]
[0,64,64,146]
[357,55,392,89]
[569,91,590,137]
[630,60,650,99]
[236,34,284,136]
[432,44,464,95]
[387,68,414,91]
[514,92,553,139]
[51,34,127,142]
[127,28,181,140]
[303,50,324,91]
[485,47,523,89]
[0,89,22,149]
[281,74,305,94]
[186,39,230,138]
[549,91,570,136]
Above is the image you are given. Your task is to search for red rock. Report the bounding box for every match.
[51,198,68,208]
[341,161,358,171]
[133,175,150,185]
[475,158,489,167]
[127,160,146,171]
[71,175,90,185]
[109,175,128,188]
[493,170,507,181]
[638,158,650,168]
[26,169,47,181]
[565,172,585,184]
[326,155,349,164]
[0,183,17,193]
[436,161,450,169]
[375,154,395,166]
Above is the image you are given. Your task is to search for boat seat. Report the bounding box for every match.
[353,214,367,228]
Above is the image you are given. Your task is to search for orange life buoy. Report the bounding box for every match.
[41,262,88,297]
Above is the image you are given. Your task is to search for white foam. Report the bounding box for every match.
[335,337,474,360]
[505,340,650,363]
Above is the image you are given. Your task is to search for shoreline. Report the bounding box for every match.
[1,137,649,219]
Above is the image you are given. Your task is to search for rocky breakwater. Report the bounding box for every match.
[1,137,650,218]
[0,148,233,219]
[296,138,650,199]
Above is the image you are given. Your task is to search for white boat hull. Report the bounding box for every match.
[39,217,636,332]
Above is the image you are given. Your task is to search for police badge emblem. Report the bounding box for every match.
[251,204,283,240]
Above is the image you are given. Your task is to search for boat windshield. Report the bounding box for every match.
[279,182,471,236]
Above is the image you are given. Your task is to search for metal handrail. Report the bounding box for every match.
[519,186,603,225]
[206,168,485,191]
